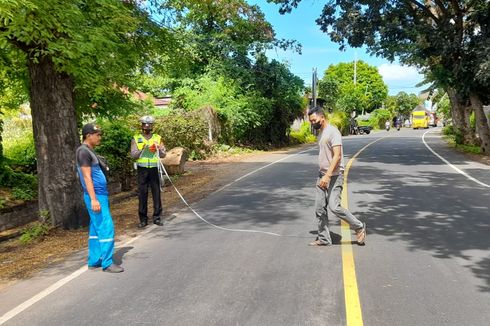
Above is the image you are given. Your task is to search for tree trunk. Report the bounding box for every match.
[469,93,490,155]
[0,115,4,166]
[446,88,477,145]
[28,56,88,228]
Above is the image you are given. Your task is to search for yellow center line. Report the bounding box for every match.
[341,137,384,326]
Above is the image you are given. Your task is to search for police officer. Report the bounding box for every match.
[131,116,166,228]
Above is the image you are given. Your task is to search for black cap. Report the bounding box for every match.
[82,123,101,137]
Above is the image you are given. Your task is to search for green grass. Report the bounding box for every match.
[443,134,482,154]
[19,222,50,245]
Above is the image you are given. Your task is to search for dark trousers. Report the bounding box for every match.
[137,167,162,223]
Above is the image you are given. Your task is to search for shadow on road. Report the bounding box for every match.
[350,137,490,293]
[113,246,133,265]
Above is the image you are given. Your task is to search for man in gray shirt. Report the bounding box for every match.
[307,106,366,246]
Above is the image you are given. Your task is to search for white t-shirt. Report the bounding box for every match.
[318,123,344,175]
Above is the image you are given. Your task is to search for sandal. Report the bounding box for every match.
[356,222,366,245]
[308,239,330,246]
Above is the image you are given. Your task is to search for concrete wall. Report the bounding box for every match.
[0,201,39,232]
[0,181,126,232]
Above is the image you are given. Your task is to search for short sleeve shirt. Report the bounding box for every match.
[318,124,345,175]
[76,144,108,196]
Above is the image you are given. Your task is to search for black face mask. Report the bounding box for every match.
[312,121,322,130]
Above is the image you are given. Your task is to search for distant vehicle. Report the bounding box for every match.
[358,125,372,134]
[428,112,437,127]
[412,110,429,129]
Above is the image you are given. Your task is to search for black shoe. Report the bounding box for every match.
[153,220,163,226]
[138,221,148,228]
[103,264,124,273]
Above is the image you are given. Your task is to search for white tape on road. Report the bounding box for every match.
[422,130,490,188]
[161,147,316,238]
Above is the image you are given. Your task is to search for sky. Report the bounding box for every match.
[249,0,426,96]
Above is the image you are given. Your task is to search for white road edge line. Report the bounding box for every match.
[0,146,317,325]
[422,130,490,188]
[0,226,156,325]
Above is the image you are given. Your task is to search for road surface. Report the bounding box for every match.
[1,128,489,326]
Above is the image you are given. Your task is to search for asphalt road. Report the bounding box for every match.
[1,128,489,326]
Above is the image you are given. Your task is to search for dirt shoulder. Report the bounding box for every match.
[0,144,312,290]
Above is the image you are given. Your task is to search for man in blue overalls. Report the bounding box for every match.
[76,123,123,273]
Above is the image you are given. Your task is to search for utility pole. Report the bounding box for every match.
[353,51,357,86]
[312,68,318,108]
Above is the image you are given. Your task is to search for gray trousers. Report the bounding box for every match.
[315,174,363,245]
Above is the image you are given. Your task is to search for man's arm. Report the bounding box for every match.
[157,139,166,158]
[318,145,342,189]
[130,138,143,159]
[81,166,101,212]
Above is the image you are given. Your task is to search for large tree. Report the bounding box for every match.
[385,91,421,118]
[318,60,388,113]
[0,0,167,227]
[269,0,490,154]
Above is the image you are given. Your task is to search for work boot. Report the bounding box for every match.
[153,219,163,226]
[138,221,148,228]
[103,264,124,273]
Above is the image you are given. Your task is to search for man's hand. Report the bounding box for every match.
[149,143,157,153]
[91,199,101,213]
[318,175,331,190]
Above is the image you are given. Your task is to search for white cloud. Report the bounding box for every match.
[378,63,422,83]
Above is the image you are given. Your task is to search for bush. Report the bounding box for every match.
[3,132,36,173]
[153,112,210,160]
[95,119,134,190]
[369,109,391,129]
[2,111,37,173]
[290,121,317,144]
[442,125,454,136]
[12,187,35,200]
[19,222,50,245]
[329,111,349,135]
[0,168,38,199]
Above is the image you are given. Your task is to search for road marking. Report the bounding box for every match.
[341,137,384,326]
[214,146,316,193]
[422,130,490,188]
[0,226,157,325]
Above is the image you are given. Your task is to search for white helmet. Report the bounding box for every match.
[139,115,155,124]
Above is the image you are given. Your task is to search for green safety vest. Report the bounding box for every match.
[134,134,161,168]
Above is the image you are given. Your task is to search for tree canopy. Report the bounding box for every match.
[318,60,387,113]
[385,92,421,117]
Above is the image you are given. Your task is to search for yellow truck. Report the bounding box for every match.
[412,110,429,129]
